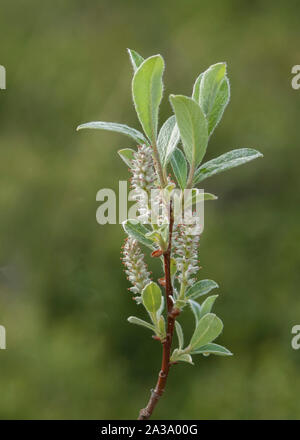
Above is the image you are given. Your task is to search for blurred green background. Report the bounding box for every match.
[0,0,300,419]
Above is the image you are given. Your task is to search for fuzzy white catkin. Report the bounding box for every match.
[122,237,151,295]
[130,144,175,226]
[130,144,156,223]
[173,223,200,287]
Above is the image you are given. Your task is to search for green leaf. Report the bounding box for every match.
[157,116,180,165]
[190,313,223,350]
[146,223,168,249]
[193,192,217,202]
[194,148,263,184]
[175,321,184,350]
[127,49,144,72]
[145,230,163,244]
[169,95,208,167]
[189,299,202,325]
[174,299,186,309]
[177,353,194,365]
[158,315,166,338]
[132,55,164,143]
[127,316,155,332]
[118,148,135,167]
[76,121,148,145]
[192,73,203,102]
[170,257,177,280]
[170,349,194,365]
[122,219,154,249]
[207,76,230,136]
[199,62,226,118]
[193,64,230,136]
[198,295,219,320]
[184,190,218,209]
[170,147,187,189]
[192,343,233,356]
[186,279,219,300]
[142,282,162,314]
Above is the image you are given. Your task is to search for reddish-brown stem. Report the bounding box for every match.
[138,206,180,420]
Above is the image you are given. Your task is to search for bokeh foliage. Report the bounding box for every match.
[0,0,300,419]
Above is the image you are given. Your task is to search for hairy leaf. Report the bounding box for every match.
[171,349,194,365]
[207,77,230,136]
[194,148,263,184]
[186,279,219,300]
[175,321,184,350]
[169,95,208,167]
[192,73,203,102]
[198,295,219,320]
[189,299,202,325]
[127,316,155,332]
[132,55,164,143]
[170,147,187,189]
[158,315,166,338]
[200,62,226,117]
[192,343,233,356]
[142,282,162,313]
[177,353,194,365]
[76,121,147,145]
[127,49,144,72]
[157,115,180,165]
[184,190,218,209]
[190,313,223,350]
[122,219,153,249]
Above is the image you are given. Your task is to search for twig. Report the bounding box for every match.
[138,205,180,420]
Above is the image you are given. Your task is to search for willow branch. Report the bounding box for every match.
[138,205,180,420]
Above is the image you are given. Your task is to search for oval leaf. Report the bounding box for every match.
[132,55,164,143]
[194,148,263,184]
[169,95,208,167]
[76,121,148,145]
[186,279,219,300]
[190,313,223,350]
[142,282,162,314]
